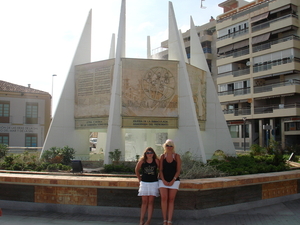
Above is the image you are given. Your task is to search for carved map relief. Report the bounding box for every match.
[186,64,206,121]
[75,59,115,118]
[122,58,178,117]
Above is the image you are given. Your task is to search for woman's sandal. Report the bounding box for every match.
[167,221,173,224]
[163,220,168,225]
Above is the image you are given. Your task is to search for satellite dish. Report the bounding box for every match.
[246,61,251,66]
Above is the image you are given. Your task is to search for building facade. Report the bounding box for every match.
[152,17,218,84]
[0,81,51,152]
[216,0,300,149]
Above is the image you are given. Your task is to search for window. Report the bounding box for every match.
[0,101,10,123]
[25,133,37,147]
[229,125,239,138]
[0,133,9,145]
[26,103,38,124]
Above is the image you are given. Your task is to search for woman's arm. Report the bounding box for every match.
[159,154,165,182]
[135,160,143,182]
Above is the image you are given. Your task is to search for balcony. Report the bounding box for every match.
[253,35,300,54]
[218,67,250,78]
[217,28,249,41]
[218,87,251,96]
[254,103,300,115]
[253,57,299,74]
[254,79,300,94]
[252,14,298,33]
[223,107,251,116]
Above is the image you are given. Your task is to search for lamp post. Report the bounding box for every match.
[51,74,57,116]
[242,117,247,151]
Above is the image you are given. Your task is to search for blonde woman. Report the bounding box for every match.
[158,139,181,225]
[135,147,160,225]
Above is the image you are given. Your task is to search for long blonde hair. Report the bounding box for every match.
[162,139,175,154]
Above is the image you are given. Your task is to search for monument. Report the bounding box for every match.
[41,0,236,164]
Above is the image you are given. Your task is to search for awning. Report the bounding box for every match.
[252,32,270,45]
[270,4,291,14]
[253,70,294,79]
[255,95,280,100]
[271,26,292,35]
[251,12,269,23]
[233,39,249,50]
[218,44,233,54]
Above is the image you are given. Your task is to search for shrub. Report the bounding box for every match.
[250,144,266,156]
[209,154,289,176]
[109,149,121,163]
[0,144,8,159]
[103,162,135,173]
[41,146,75,165]
[181,151,225,179]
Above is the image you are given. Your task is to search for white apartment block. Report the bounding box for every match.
[216,0,300,150]
[0,81,51,152]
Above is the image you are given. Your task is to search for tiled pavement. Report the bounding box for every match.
[1,197,300,225]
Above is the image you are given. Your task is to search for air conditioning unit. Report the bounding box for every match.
[246,61,251,66]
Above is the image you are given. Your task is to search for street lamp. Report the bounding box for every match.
[242,117,247,151]
[51,74,57,116]
[51,74,57,97]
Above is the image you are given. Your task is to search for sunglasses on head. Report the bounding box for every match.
[146,151,153,154]
[166,145,173,147]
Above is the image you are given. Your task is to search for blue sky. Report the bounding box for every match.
[0,0,229,111]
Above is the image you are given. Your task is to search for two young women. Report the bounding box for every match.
[135,139,181,225]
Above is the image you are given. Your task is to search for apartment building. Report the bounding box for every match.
[152,17,218,83]
[0,81,51,152]
[216,0,300,150]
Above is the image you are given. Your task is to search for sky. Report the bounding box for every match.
[0,0,227,111]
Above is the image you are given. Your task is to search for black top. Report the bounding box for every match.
[141,159,158,182]
[162,154,180,182]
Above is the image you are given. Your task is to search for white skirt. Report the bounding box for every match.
[158,179,180,190]
[138,181,160,197]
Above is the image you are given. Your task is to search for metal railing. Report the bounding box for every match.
[218,67,250,78]
[233,68,250,77]
[217,28,249,41]
[252,14,298,33]
[254,103,300,114]
[218,87,250,96]
[254,79,300,94]
[253,57,298,73]
[223,108,251,115]
[253,35,300,53]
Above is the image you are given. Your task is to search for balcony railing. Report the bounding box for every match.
[254,79,300,94]
[253,35,300,53]
[218,48,249,59]
[218,68,250,78]
[253,57,298,73]
[223,108,251,116]
[252,14,298,33]
[217,28,249,41]
[254,103,300,114]
[233,68,250,77]
[218,87,250,96]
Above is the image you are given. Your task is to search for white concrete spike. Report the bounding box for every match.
[104,0,126,164]
[190,16,235,158]
[168,1,207,163]
[147,36,151,59]
[109,33,115,59]
[41,10,92,156]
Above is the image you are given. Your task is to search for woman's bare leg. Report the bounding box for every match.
[140,196,149,224]
[159,188,168,224]
[167,189,178,223]
[144,196,155,225]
